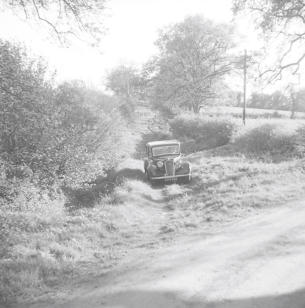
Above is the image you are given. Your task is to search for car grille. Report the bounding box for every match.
[165,159,174,176]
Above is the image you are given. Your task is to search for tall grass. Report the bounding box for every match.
[0,172,151,305]
[0,180,122,305]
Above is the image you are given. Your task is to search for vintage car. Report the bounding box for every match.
[144,140,191,184]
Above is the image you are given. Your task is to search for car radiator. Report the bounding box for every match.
[165,159,174,176]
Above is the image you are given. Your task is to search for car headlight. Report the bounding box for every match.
[156,161,163,168]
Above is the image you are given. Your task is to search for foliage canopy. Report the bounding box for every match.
[0,40,122,186]
[144,16,233,113]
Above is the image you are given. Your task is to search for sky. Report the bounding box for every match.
[0,0,265,88]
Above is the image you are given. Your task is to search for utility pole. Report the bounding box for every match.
[243,49,247,125]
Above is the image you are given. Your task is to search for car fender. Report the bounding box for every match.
[144,159,149,172]
[180,160,191,170]
[147,163,157,175]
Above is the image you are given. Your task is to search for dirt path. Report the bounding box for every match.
[25,199,305,308]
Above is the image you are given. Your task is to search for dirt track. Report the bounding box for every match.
[25,198,305,308]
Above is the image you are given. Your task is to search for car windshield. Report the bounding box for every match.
[152,144,180,156]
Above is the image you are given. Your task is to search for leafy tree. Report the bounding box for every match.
[233,0,305,81]
[249,93,269,109]
[249,91,289,110]
[0,40,51,166]
[247,88,305,115]
[295,88,305,112]
[0,40,122,186]
[1,0,106,45]
[44,81,122,185]
[270,90,289,110]
[144,15,233,113]
[106,65,146,119]
[286,85,305,118]
[106,65,143,98]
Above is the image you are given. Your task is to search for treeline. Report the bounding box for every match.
[0,40,123,192]
[247,90,305,113]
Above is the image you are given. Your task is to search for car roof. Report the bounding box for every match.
[146,139,180,147]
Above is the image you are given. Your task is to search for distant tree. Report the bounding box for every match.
[144,15,233,113]
[233,0,305,81]
[285,85,305,118]
[210,83,241,106]
[106,65,146,119]
[295,88,305,113]
[106,65,143,98]
[249,93,271,109]
[236,91,242,107]
[1,0,107,45]
[270,90,289,110]
[249,91,289,110]
[82,86,119,113]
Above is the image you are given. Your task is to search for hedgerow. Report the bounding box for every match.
[169,114,235,152]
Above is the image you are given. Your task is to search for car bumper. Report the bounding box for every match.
[150,173,191,181]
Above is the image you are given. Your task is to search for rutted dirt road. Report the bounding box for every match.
[26,199,305,308]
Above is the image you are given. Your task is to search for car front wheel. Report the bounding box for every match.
[145,169,150,181]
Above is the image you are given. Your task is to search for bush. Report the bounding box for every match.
[135,130,173,159]
[294,125,305,157]
[169,114,235,152]
[235,123,296,160]
[0,40,124,188]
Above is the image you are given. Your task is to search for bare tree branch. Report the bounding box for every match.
[1,0,106,45]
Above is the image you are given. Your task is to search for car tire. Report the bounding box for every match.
[145,170,150,182]
[146,170,155,185]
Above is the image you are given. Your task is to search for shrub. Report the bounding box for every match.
[235,123,297,160]
[135,130,173,159]
[294,125,305,157]
[169,114,235,152]
[0,41,124,188]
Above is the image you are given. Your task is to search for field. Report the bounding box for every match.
[200,105,305,119]
[3,107,305,307]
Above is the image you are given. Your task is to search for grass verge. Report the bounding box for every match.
[160,154,305,233]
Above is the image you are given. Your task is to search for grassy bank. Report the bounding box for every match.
[1,186,114,304]
[162,155,305,232]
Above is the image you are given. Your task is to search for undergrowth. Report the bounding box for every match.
[0,180,126,305]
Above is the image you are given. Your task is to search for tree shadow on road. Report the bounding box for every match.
[100,288,305,308]
[63,167,146,210]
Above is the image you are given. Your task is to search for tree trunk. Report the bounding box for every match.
[290,95,296,119]
[192,100,201,113]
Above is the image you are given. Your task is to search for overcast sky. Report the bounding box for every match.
[0,0,262,88]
